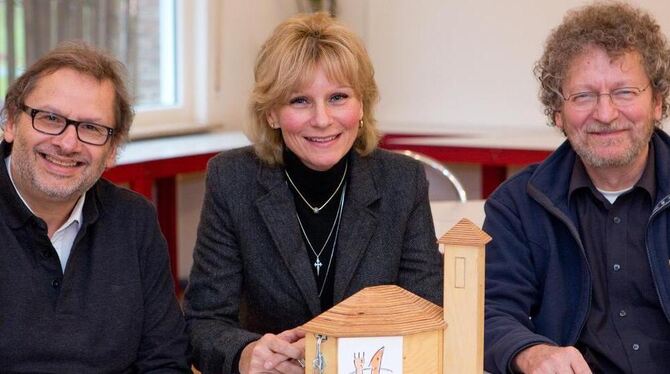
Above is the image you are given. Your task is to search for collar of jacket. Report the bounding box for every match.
[527,128,670,218]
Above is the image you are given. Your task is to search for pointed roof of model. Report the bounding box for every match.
[438,218,491,246]
[301,285,444,337]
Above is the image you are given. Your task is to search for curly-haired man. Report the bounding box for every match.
[484,3,670,373]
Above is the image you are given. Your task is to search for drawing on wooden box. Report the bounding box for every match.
[337,336,403,374]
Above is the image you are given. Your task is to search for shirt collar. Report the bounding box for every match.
[56,189,85,233]
[568,141,656,203]
[637,142,656,199]
[4,154,85,230]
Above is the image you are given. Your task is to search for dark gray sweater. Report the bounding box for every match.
[0,141,191,373]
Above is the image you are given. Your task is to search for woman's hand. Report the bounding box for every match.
[239,328,306,373]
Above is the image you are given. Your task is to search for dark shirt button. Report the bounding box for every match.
[613,216,621,224]
[613,264,621,271]
[40,250,51,259]
[51,279,61,288]
[633,343,640,351]
[619,310,627,317]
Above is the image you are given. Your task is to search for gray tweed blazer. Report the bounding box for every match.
[184,146,443,374]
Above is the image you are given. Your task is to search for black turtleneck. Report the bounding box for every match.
[283,148,349,311]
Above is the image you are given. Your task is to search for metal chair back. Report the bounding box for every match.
[393,150,467,202]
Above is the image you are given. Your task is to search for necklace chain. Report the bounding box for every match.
[296,183,346,297]
[285,163,348,214]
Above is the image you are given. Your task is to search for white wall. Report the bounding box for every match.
[215,0,670,133]
[367,0,670,132]
[217,0,297,130]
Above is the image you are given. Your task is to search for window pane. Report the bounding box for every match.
[0,0,177,108]
[135,0,177,107]
[0,1,25,95]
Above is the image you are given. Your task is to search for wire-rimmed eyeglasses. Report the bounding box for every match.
[560,82,652,112]
[22,104,115,146]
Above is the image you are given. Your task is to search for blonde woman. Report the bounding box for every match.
[184,13,442,374]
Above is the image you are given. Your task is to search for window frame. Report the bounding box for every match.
[129,0,221,139]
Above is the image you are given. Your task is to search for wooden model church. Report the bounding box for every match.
[302,218,491,374]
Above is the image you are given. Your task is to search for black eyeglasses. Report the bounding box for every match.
[22,104,115,146]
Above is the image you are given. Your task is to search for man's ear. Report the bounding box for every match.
[554,111,564,131]
[653,92,663,122]
[104,146,117,169]
[3,117,17,143]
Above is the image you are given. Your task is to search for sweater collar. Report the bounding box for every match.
[282,147,350,206]
[0,141,34,228]
[0,140,100,230]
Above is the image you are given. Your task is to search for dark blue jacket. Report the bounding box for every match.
[483,129,670,373]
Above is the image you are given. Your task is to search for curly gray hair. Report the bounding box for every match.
[534,2,670,126]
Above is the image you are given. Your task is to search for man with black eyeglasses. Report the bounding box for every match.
[484,3,670,374]
[0,42,190,372]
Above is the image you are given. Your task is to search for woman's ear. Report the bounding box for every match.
[267,111,279,129]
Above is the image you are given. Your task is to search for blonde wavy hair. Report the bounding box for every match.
[247,12,379,166]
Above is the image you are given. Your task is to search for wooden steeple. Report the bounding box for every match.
[439,218,491,374]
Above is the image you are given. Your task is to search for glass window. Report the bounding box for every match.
[0,0,177,109]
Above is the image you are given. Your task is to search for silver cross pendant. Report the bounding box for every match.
[314,257,323,276]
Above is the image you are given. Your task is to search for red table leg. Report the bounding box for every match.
[129,178,153,200]
[481,165,508,198]
[156,177,180,294]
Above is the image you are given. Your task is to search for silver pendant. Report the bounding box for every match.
[314,257,323,275]
[313,207,320,214]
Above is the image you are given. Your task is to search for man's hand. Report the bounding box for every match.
[513,344,592,374]
[239,328,306,374]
